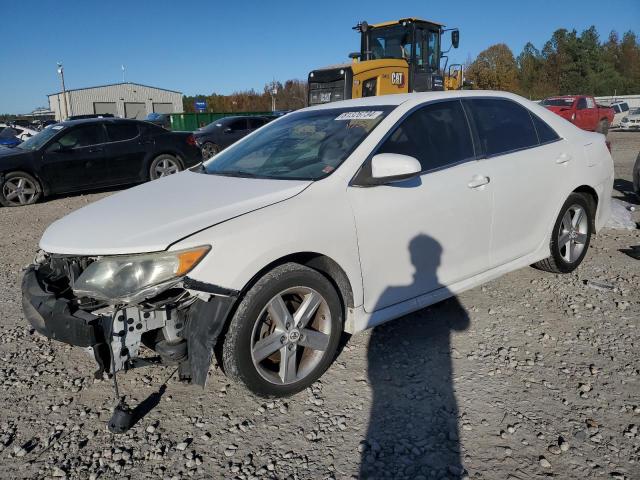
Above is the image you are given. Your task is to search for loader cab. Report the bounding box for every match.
[355,18,454,92]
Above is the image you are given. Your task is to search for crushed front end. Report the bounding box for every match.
[22,249,237,387]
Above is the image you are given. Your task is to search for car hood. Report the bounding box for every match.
[40,170,311,255]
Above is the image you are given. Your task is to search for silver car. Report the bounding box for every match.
[621,108,640,130]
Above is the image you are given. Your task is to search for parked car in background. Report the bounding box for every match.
[620,107,640,131]
[145,113,172,130]
[610,101,630,127]
[22,91,613,405]
[14,126,39,141]
[0,118,201,207]
[541,95,614,134]
[0,127,22,148]
[194,115,273,159]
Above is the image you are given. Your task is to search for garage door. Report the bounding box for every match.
[94,102,117,115]
[153,103,173,114]
[124,102,147,119]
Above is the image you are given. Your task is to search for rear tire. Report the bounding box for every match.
[0,171,42,207]
[222,263,342,398]
[596,119,609,135]
[149,154,182,180]
[533,193,593,273]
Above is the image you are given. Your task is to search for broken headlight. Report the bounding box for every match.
[72,246,210,304]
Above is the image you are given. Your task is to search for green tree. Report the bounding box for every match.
[467,43,519,91]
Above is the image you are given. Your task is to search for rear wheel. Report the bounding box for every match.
[201,142,220,160]
[149,154,182,180]
[596,119,609,135]
[533,193,593,273]
[0,171,41,207]
[222,263,342,397]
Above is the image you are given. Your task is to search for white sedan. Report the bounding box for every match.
[23,91,613,404]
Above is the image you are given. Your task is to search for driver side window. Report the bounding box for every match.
[56,125,104,149]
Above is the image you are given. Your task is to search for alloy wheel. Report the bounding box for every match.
[2,176,38,206]
[250,286,332,385]
[558,204,589,263]
[154,158,180,177]
[201,143,219,160]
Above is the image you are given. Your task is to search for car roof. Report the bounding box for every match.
[304,90,540,112]
[57,117,141,127]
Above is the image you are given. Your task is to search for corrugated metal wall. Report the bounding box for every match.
[48,83,183,120]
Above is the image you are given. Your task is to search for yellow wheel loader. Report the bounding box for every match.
[308,18,462,106]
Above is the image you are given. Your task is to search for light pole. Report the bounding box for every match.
[57,62,71,120]
[270,82,278,112]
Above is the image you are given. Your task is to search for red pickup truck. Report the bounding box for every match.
[541,95,614,134]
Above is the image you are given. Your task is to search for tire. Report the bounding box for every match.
[0,171,42,207]
[149,154,182,180]
[222,262,343,397]
[533,193,593,274]
[201,142,220,160]
[596,119,609,135]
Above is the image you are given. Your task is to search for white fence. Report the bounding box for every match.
[595,95,640,109]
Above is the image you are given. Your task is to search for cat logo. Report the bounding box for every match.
[391,72,404,86]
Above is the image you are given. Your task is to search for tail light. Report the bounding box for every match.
[186,134,196,146]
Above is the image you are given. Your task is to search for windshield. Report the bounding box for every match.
[542,98,575,107]
[366,25,413,60]
[202,106,393,180]
[17,126,62,151]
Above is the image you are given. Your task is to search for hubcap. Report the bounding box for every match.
[558,204,588,263]
[3,177,37,206]
[154,158,179,177]
[250,287,331,385]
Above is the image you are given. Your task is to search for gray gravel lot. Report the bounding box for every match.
[0,132,638,479]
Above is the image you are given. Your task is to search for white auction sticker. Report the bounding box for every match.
[335,111,382,121]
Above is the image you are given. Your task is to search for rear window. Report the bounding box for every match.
[106,123,139,142]
[465,98,539,157]
[542,98,574,107]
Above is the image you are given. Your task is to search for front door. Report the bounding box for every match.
[222,118,249,147]
[348,100,492,313]
[41,124,109,193]
[411,28,440,92]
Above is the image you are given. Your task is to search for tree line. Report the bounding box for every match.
[182,79,307,113]
[466,27,640,99]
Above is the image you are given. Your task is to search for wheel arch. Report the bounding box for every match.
[0,169,49,196]
[573,184,598,229]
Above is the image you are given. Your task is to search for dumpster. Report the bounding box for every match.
[170,112,273,131]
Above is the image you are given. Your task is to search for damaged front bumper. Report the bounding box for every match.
[21,258,237,387]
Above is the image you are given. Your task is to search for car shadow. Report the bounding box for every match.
[360,234,470,479]
[613,178,639,205]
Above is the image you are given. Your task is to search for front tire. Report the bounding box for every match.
[222,263,342,397]
[149,154,182,180]
[0,171,42,207]
[533,193,593,273]
[201,142,220,160]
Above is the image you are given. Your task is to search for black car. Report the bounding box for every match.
[194,115,273,159]
[0,118,201,207]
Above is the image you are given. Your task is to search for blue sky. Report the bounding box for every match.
[1,0,638,113]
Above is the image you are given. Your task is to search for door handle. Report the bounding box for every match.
[89,147,104,153]
[555,153,571,164]
[467,175,490,189]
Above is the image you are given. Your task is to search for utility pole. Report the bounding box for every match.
[270,80,278,112]
[57,62,70,120]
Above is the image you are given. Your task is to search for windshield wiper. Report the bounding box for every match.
[209,170,262,178]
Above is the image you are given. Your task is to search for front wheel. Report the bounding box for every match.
[149,154,182,180]
[222,263,343,397]
[533,193,593,273]
[0,171,42,207]
[201,142,220,160]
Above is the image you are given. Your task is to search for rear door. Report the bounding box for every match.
[41,123,109,193]
[104,122,147,182]
[464,98,567,266]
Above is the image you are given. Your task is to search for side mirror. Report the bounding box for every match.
[451,30,460,49]
[371,153,421,183]
[348,52,361,60]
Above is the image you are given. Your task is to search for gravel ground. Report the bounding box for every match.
[0,132,638,480]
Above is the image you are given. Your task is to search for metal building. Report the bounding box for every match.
[48,82,183,121]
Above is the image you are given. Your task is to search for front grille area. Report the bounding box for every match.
[309,79,346,105]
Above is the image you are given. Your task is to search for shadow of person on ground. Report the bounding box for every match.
[360,234,470,479]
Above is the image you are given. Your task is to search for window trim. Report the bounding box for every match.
[461,97,563,160]
[351,98,480,187]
